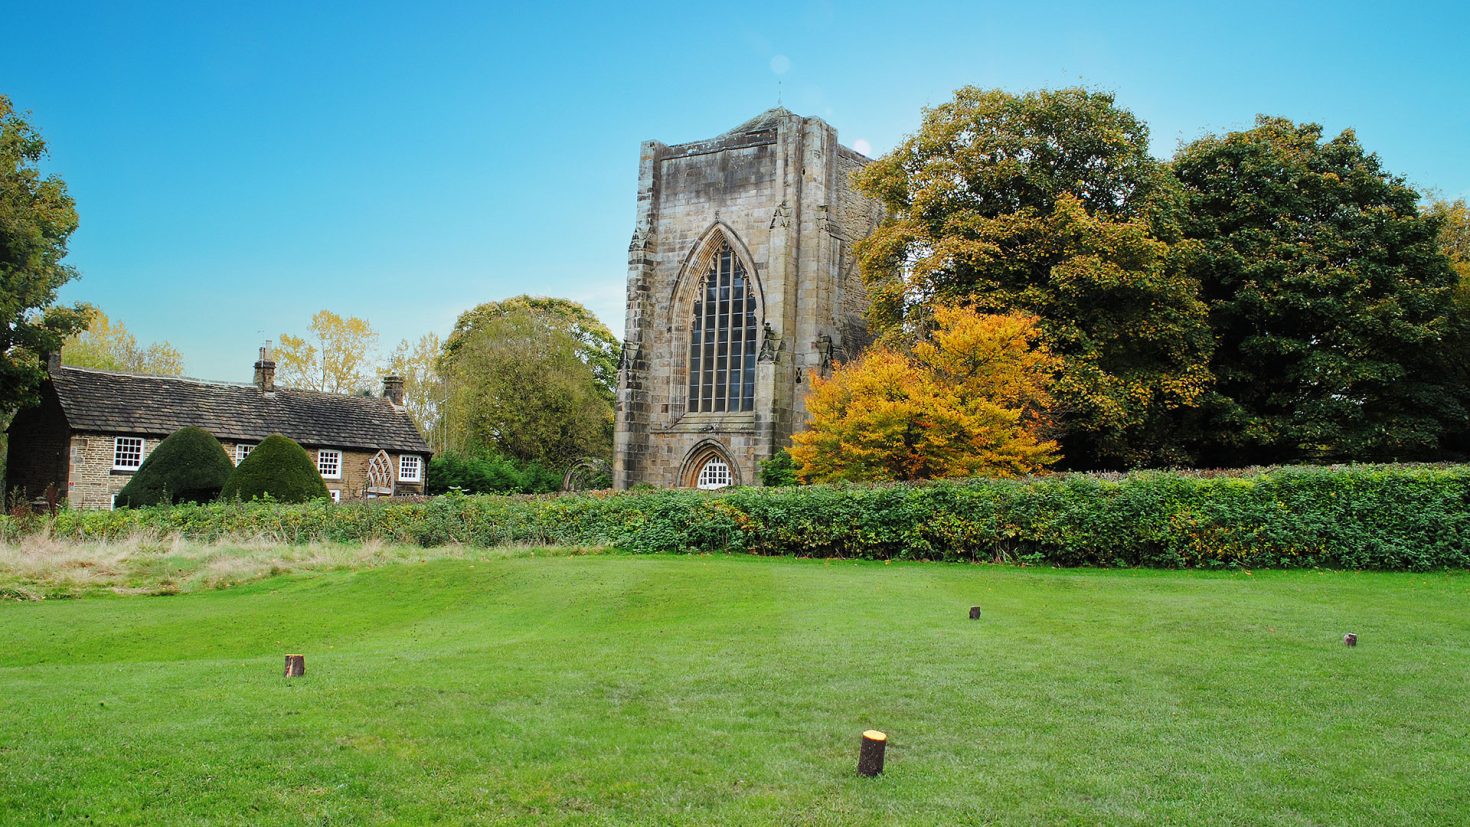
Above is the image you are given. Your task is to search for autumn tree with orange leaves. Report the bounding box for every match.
[789,306,1061,483]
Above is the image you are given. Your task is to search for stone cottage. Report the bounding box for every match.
[613,107,883,489]
[5,349,431,509]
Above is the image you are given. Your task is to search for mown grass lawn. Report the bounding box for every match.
[1,552,1467,825]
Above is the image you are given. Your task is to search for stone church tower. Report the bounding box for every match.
[613,108,882,489]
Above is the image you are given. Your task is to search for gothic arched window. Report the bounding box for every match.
[695,457,732,490]
[688,242,757,412]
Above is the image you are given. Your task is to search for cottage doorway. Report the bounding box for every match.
[366,450,394,497]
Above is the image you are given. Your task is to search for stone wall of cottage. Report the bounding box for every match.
[4,385,71,505]
[61,434,426,510]
[67,433,152,510]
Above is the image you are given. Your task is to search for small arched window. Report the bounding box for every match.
[688,242,757,412]
[696,457,732,490]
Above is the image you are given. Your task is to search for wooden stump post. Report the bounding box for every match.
[858,730,887,776]
[284,654,306,677]
[969,606,982,620]
[1343,633,1357,647]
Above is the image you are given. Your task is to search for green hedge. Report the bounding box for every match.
[3,465,1468,570]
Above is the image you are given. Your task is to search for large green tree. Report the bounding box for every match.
[440,306,613,469]
[853,87,1212,468]
[1425,197,1470,455]
[1173,118,1462,464]
[0,96,91,414]
[444,295,618,402]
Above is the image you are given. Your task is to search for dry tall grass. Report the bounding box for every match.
[0,536,597,600]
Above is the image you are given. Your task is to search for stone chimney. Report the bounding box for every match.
[46,351,61,373]
[253,344,276,393]
[382,375,404,406]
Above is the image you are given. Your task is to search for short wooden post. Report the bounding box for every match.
[969,606,982,620]
[1343,633,1357,647]
[858,730,887,776]
[284,654,306,677]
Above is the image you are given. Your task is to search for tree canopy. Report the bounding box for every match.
[1172,118,1462,464]
[0,95,91,414]
[387,331,444,450]
[853,87,1211,468]
[790,306,1060,483]
[63,310,183,375]
[444,296,618,401]
[276,310,379,394]
[440,305,613,470]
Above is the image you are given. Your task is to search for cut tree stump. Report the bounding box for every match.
[858,730,887,776]
[1343,633,1357,647]
[284,654,306,677]
[969,606,982,620]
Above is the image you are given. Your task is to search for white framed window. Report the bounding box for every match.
[329,489,341,503]
[398,454,422,483]
[234,443,255,465]
[317,449,342,479]
[113,437,144,471]
[696,457,731,490]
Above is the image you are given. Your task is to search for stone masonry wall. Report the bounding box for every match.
[613,110,881,489]
[62,434,425,510]
[4,385,71,505]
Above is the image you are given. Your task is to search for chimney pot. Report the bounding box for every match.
[383,375,404,406]
[253,342,276,393]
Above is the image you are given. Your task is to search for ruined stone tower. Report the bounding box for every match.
[613,108,882,489]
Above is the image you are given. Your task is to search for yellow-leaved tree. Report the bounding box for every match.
[789,306,1060,483]
[276,310,379,394]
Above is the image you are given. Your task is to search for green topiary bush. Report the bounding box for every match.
[219,434,330,503]
[115,427,234,507]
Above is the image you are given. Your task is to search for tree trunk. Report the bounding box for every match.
[284,654,306,677]
[858,730,887,776]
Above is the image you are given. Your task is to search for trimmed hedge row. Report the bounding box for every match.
[4,465,1468,570]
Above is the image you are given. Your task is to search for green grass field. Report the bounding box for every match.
[2,552,1467,825]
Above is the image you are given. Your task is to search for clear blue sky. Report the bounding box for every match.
[5,0,1468,380]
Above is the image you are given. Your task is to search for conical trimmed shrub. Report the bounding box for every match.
[115,427,233,507]
[220,434,330,503]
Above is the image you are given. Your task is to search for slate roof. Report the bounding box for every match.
[48,367,430,454]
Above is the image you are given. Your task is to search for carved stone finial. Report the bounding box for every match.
[770,201,791,230]
[618,339,641,372]
[815,332,834,374]
[629,222,656,253]
[758,322,782,362]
